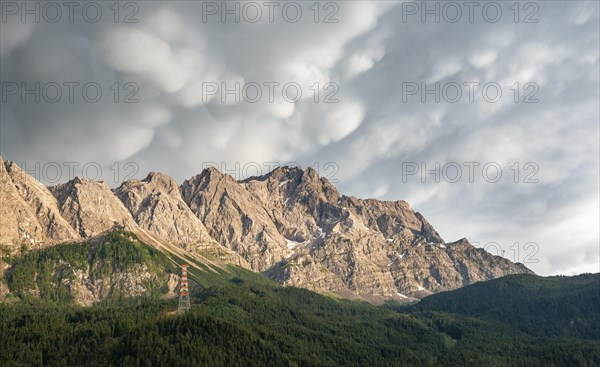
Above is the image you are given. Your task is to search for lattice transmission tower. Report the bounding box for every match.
[178,264,191,313]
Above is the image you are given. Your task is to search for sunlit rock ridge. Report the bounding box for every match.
[0,157,532,301]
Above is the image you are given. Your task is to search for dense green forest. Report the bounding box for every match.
[409,273,600,340]
[1,232,598,366]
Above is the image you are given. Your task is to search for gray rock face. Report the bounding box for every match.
[65,264,167,307]
[1,157,533,301]
[184,166,533,299]
[115,172,248,267]
[49,177,137,238]
[0,158,44,250]
[115,172,214,245]
[5,161,80,243]
[181,167,290,271]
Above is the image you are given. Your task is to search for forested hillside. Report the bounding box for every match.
[1,273,599,366]
[1,232,598,366]
[411,273,600,339]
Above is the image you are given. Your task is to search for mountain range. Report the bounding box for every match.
[0,157,532,304]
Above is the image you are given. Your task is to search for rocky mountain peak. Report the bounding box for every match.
[242,165,327,185]
[182,167,290,271]
[0,157,44,249]
[181,166,236,197]
[116,172,214,246]
[243,165,340,206]
[238,165,301,182]
[415,212,444,244]
[1,159,533,301]
[145,171,176,184]
[52,176,110,195]
[201,166,232,181]
[446,238,470,248]
[302,166,319,181]
[142,172,180,197]
[4,160,80,243]
[3,160,26,181]
[50,177,136,238]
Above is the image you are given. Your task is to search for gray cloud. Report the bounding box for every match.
[1,1,598,275]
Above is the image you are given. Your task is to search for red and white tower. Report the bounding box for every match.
[178,264,191,312]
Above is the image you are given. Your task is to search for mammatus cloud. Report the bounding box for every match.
[1,1,598,276]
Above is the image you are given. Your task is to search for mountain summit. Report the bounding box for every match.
[0,158,532,301]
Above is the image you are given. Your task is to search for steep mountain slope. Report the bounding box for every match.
[0,157,44,250]
[181,167,290,271]
[339,196,443,243]
[4,161,80,243]
[115,172,248,267]
[49,177,137,237]
[116,172,214,245]
[183,166,532,299]
[1,158,533,300]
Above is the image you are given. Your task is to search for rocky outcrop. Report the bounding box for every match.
[182,167,289,271]
[185,165,532,299]
[264,200,532,299]
[0,157,44,251]
[116,172,248,267]
[115,172,215,245]
[1,157,533,301]
[241,166,341,244]
[66,264,169,306]
[50,178,136,238]
[166,273,180,297]
[5,161,80,243]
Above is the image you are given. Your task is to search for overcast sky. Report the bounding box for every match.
[1,1,598,276]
